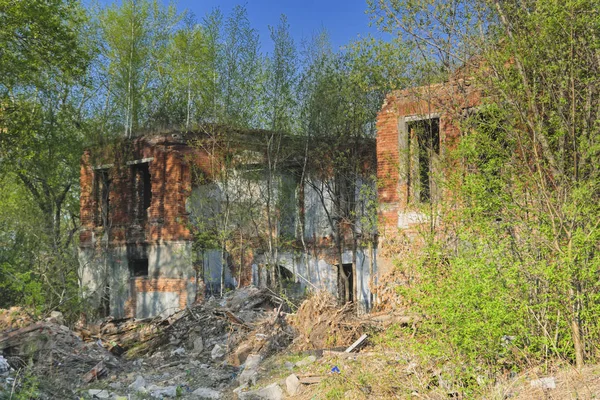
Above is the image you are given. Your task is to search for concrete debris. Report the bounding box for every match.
[171,347,186,356]
[193,337,204,353]
[129,375,147,392]
[238,354,262,388]
[88,388,111,398]
[295,355,316,367]
[285,373,302,396]
[47,311,65,326]
[211,344,226,360]
[235,383,284,400]
[530,377,556,390]
[0,286,299,399]
[149,384,178,398]
[192,387,222,399]
[0,356,10,375]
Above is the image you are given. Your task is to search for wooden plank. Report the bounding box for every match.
[345,334,368,353]
[0,322,47,350]
[82,361,106,383]
[299,376,323,384]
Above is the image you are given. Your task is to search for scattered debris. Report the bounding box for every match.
[211,344,226,360]
[83,361,107,383]
[299,376,324,384]
[238,354,262,388]
[192,386,222,399]
[0,286,297,398]
[345,333,368,353]
[285,373,301,395]
[295,355,316,368]
[88,388,111,398]
[530,376,556,390]
[234,382,284,400]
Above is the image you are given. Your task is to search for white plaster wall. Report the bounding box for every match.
[136,292,180,318]
[304,179,334,240]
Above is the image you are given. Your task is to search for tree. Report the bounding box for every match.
[0,0,89,90]
[97,0,181,137]
[150,13,210,130]
[0,0,94,317]
[298,31,396,308]
[218,5,262,128]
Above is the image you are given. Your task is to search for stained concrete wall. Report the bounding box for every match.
[252,248,375,312]
[79,241,195,318]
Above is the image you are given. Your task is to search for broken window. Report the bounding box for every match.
[131,162,151,222]
[406,117,440,203]
[130,258,149,277]
[94,168,111,227]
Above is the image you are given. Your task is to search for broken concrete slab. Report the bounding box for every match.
[295,355,316,367]
[238,354,262,388]
[148,384,178,398]
[88,389,110,398]
[285,374,301,396]
[234,383,284,400]
[193,336,204,353]
[211,344,226,360]
[192,387,222,399]
[530,377,556,390]
[128,375,147,392]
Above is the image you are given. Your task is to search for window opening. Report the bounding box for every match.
[94,168,111,227]
[407,118,440,203]
[339,263,354,303]
[130,258,149,277]
[131,163,151,222]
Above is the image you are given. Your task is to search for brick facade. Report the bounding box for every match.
[376,79,480,236]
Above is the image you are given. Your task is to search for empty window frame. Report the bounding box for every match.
[94,168,111,227]
[129,258,149,277]
[404,116,440,203]
[131,162,151,222]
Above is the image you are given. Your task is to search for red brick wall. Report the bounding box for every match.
[376,80,480,234]
[79,137,214,247]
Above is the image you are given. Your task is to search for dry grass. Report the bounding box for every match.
[488,364,600,399]
[289,291,363,351]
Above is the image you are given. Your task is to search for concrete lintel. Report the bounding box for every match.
[126,157,154,165]
[92,163,114,170]
[404,113,440,122]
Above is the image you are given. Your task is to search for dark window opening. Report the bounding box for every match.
[130,258,149,277]
[94,169,111,227]
[408,118,440,203]
[339,263,354,303]
[131,163,151,222]
[278,265,294,283]
[99,283,110,317]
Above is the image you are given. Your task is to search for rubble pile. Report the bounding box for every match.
[0,286,295,399]
[290,290,420,351]
[0,307,35,331]
[289,291,361,351]
[0,319,120,398]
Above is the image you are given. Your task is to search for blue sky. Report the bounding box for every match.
[94,0,377,55]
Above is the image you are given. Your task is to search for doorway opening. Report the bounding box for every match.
[339,263,354,303]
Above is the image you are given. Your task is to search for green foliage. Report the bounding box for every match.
[0,0,93,320]
[97,0,182,136]
[0,0,90,89]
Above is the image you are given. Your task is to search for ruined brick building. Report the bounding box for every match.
[79,127,377,318]
[79,77,478,319]
[375,78,479,271]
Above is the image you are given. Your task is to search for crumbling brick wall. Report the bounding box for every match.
[80,135,213,318]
